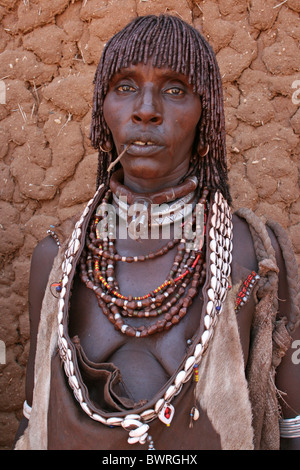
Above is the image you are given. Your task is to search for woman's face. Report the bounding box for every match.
[103,61,202,192]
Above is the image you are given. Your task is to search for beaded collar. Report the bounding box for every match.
[56,185,233,449]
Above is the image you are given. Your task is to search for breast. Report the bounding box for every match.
[68,267,204,403]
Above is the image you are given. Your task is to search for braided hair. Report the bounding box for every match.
[90,14,231,203]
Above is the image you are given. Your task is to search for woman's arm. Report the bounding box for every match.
[269,228,300,450]
[14,236,59,445]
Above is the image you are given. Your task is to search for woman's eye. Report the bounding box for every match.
[165,87,184,96]
[116,84,135,93]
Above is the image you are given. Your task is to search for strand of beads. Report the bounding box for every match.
[79,234,206,337]
[79,189,208,337]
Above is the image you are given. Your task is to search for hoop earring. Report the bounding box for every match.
[202,144,209,156]
[100,139,113,153]
[100,145,110,153]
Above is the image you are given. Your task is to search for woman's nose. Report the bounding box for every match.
[132,87,163,125]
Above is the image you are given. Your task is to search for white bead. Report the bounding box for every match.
[192,407,200,421]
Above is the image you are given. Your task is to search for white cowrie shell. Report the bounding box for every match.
[184,355,196,371]
[138,432,148,445]
[73,387,83,403]
[57,309,63,324]
[212,202,218,214]
[69,375,79,390]
[206,300,214,315]
[209,227,216,240]
[175,370,187,387]
[58,323,64,337]
[155,398,165,414]
[210,239,217,252]
[204,314,212,329]
[60,336,68,351]
[73,238,80,254]
[106,417,123,426]
[92,413,106,424]
[122,418,142,431]
[129,423,149,438]
[207,288,215,301]
[194,343,203,361]
[80,402,92,416]
[164,385,177,401]
[127,436,140,445]
[140,409,155,421]
[218,244,223,258]
[211,276,217,290]
[59,298,65,310]
[210,264,217,276]
[201,329,211,348]
[125,414,141,421]
[66,262,72,275]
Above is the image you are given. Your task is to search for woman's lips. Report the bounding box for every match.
[126,140,164,156]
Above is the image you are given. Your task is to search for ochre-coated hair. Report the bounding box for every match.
[90,14,231,203]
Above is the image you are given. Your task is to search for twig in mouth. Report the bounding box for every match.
[107,144,131,172]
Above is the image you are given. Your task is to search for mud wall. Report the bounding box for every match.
[0,0,299,449]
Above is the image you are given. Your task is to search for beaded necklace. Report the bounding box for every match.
[79,187,208,338]
[57,185,233,450]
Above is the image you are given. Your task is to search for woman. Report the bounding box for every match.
[15,15,300,450]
